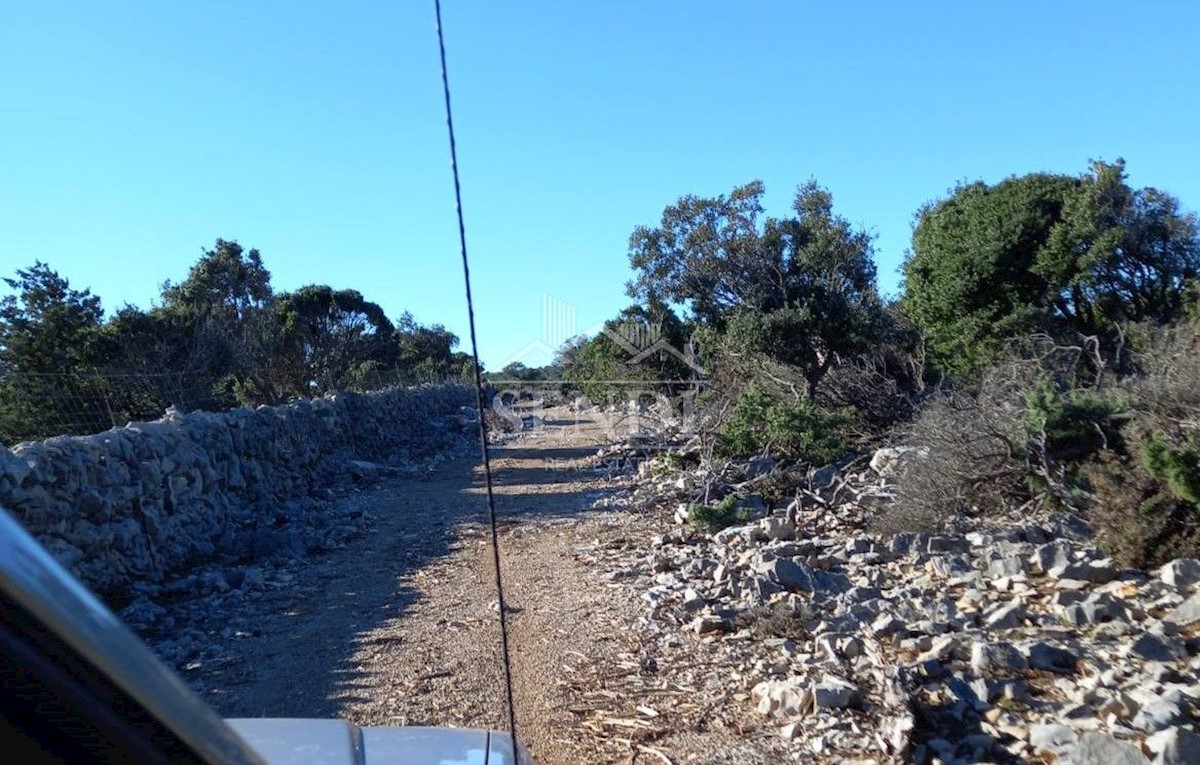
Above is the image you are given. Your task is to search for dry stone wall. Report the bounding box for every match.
[0,385,475,598]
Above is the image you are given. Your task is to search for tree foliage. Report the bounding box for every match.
[904,160,1200,376]
[717,384,851,466]
[0,242,466,442]
[627,180,882,397]
[560,302,696,401]
[158,239,281,402]
[275,286,395,394]
[1,262,105,374]
[392,311,467,384]
[0,264,107,442]
[162,239,273,322]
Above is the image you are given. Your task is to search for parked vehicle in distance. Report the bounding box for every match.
[0,507,533,765]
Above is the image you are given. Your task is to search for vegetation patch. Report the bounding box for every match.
[717,384,852,466]
[687,496,751,534]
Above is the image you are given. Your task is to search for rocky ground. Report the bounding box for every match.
[591,443,1200,764]
[135,404,1200,764]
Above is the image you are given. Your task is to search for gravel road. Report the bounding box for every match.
[184,408,783,764]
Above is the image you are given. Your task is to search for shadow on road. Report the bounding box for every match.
[190,425,612,720]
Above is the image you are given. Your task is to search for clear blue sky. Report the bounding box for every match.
[3,1,1198,370]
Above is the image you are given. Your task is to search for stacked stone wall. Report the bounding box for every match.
[0,385,475,596]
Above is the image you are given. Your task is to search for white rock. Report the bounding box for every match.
[687,614,725,634]
[971,641,1028,675]
[871,613,906,638]
[1165,593,1200,627]
[753,678,813,718]
[1160,559,1200,592]
[813,675,860,709]
[1123,633,1185,663]
[868,446,925,476]
[1151,727,1200,765]
[1050,560,1119,585]
[983,599,1028,629]
[1132,695,1184,733]
[779,721,803,740]
[1030,724,1077,754]
[758,516,794,542]
[1030,541,1074,574]
[1067,731,1151,764]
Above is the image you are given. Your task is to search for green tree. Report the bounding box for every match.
[561,302,696,401]
[393,312,460,383]
[0,263,107,442]
[275,285,395,394]
[161,239,273,321]
[497,362,544,382]
[1042,160,1200,334]
[1,262,105,373]
[101,305,231,412]
[717,383,851,465]
[904,160,1200,376]
[627,180,881,397]
[160,239,281,403]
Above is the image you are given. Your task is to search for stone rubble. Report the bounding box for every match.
[587,440,1200,764]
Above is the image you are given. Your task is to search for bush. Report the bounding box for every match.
[732,601,814,640]
[1126,322,1200,425]
[875,388,1026,535]
[688,496,750,534]
[1081,323,1200,567]
[717,385,851,465]
[1024,377,1127,462]
[1141,429,1200,505]
[815,358,916,441]
[903,161,1200,378]
[880,336,1128,536]
[1085,447,1200,568]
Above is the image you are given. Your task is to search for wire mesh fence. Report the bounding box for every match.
[0,368,470,446]
[0,365,692,446]
[0,371,230,445]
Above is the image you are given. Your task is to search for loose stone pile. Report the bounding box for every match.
[592,444,1200,764]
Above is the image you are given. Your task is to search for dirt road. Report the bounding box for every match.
[191,408,783,764]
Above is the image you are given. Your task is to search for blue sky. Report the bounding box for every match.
[3,1,1198,370]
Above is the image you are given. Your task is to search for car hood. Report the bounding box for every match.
[225,719,528,765]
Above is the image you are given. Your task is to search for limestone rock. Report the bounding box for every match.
[1029,723,1078,755]
[1166,593,1200,627]
[1152,727,1200,765]
[1067,732,1151,764]
[1160,559,1200,592]
[753,678,812,718]
[869,446,925,477]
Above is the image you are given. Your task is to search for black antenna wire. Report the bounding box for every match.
[433,1,521,761]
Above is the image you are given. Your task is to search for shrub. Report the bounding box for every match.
[815,358,916,441]
[880,336,1128,536]
[877,378,1029,536]
[903,161,1200,378]
[878,321,1200,568]
[649,451,700,476]
[1085,447,1200,568]
[1083,323,1200,567]
[1024,377,1127,462]
[1126,321,1200,426]
[732,601,814,640]
[687,496,750,534]
[717,384,852,465]
[1141,429,1200,505]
